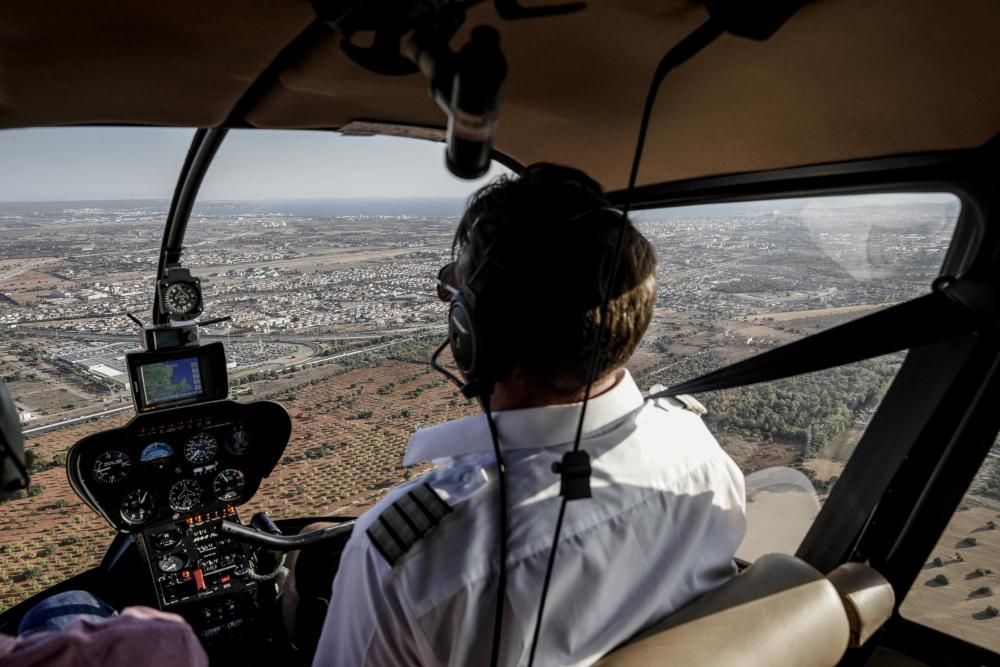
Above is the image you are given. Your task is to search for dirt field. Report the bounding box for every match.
[804,458,846,481]
[0,270,75,304]
[721,437,801,474]
[817,425,865,462]
[900,503,1000,652]
[200,246,425,276]
[747,303,891,322]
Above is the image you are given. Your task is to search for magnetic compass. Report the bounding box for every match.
[157,266,203,320]
[162,282,200,317]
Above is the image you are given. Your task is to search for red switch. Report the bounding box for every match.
[219,575,231,585]
[193,568,206,592]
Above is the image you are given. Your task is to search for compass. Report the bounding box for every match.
[157,266,203,320]
[162,282,200,317]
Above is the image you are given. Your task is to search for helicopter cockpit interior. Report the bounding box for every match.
[1,0,999,665]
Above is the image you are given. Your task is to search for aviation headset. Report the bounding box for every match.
[434,205,631,398]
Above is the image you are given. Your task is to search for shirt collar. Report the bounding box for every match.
[403,369,645,466]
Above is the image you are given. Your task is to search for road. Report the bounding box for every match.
[20,336,428,436]
[275,336,417,373]
[22,405,133,436]
[10,325,446,344]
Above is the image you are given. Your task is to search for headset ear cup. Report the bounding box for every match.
[449,296,480,380]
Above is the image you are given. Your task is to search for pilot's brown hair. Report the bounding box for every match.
[452,163,656,390]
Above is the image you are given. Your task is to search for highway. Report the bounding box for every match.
[22,405,133,436]
[10,325,446,345]
[20,335,432,437]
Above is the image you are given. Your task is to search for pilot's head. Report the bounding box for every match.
[444,163,656,396]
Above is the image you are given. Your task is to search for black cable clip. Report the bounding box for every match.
[552,450,592,500]
[932,275,1000,327]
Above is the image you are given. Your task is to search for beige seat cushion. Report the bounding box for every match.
[596,553,850,667]
[826,562,895,647]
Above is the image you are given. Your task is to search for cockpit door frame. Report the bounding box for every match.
[610,136,1000,667]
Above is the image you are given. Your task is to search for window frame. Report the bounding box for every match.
[609,139,1000,666]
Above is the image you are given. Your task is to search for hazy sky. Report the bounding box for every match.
[0,127,960,211]
[0,127,508,202]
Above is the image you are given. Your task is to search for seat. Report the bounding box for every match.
[596,553,895,667]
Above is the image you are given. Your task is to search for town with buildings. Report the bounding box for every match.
[2,195,985,619]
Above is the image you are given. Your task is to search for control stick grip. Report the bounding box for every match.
[220,519,355,552]
[251,511,283,536]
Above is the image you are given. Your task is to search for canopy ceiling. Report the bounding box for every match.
[1,0,997,190]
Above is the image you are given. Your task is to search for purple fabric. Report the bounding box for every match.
[0,614,208,667]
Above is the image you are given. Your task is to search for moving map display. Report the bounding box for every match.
[140,356,203,406]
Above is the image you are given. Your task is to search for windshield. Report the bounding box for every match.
[0,127,960,616]
[0,128,193,608]
[0,128,505,611]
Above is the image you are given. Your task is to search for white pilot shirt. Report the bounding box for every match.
[313,369,746,667]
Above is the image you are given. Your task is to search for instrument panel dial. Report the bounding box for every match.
[93,449,131,484]
[158,553,186,573]
[213,469,246,502]
[227,425,250,455]
[162,281,200,317]
[168,479,202,513]
[70,400,291,531]
[184,432,217,465]
[121,489,157,524]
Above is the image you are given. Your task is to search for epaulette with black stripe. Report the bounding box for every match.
[367,483,453,566]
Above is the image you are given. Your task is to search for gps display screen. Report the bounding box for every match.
[139,356,204,406]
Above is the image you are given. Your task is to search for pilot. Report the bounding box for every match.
[303,164,747,666]
[0,381,208,666]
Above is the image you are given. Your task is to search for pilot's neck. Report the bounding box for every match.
[488,367,623,412]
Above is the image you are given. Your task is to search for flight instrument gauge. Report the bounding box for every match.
[213,469,245,502]
[158,554,186,573]
[120,489,157,525]
[184,432,217,465]
[227,425,250,455]
[162,282,200,317]
[157,266,203,320]
[93,449,131,484]
[168,479,202,513]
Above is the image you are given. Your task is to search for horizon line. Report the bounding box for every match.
[0,195,472,205]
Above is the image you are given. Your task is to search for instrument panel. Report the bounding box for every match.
[68,400,291,532]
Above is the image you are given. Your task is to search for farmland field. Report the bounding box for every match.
[901,502,1000,651]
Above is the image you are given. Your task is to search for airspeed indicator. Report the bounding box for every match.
[184,432,217,465]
